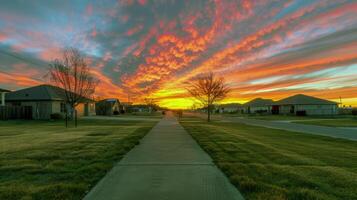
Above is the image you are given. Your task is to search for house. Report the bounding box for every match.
[129,104,151,113]
[272,94,338,115]
[96,98,122,115]
[0,88,10,106]
[242,98,274,114]
[5,84,96,119]
[121,102,133,113]
[217,103,241,113]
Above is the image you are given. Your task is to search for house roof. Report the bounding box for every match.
[96,98,120,105]
[243,98,274,107]
[105,98,120,102]
[121,102,133,106]
[130,104,151,109]
[273,94,337,105]
[0,88,11,92]
[5,84,93,102]
[217,103,242,108]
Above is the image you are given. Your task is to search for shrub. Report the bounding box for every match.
[50,113,63,120]
[256,110,268,114]
[296,110,306,116]
[113,110,119,115]
[352,109,357,116]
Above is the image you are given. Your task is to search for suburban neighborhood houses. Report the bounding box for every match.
[4,85,96,119]
[0,84,342,120]
[217,103,241,113]
[241,98,274,114]
[96,98,122,116]
[213,94,339,116]
[0,84,158,120]
[271,94,338,115]
[1,1,357,200]
[1,83,356,200]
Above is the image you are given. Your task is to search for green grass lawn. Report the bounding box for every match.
[294,118,357,127]
[119,114,164,119]
[0,118,159,200]
[180,117,357,200]
[127,112,164,117]
[219,113,354,122]
[245,115,320,121]
[195,113,325,121]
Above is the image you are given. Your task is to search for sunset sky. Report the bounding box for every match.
[0,0,357,109]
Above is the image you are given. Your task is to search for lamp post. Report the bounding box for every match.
[1,92,6,106]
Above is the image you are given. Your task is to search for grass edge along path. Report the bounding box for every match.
[0,118,159,200]
[179,117,357,200]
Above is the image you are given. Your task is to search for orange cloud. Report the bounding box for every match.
[121,0,257,95]
[90,69,126,99]
[2,1,357,109]
[0,72,42,88]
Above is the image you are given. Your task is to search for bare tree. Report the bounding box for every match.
[48,48,99,127]
[144,98,157,113]
[186,72,230,122]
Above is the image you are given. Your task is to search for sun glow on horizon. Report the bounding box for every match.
[1,1,357,108]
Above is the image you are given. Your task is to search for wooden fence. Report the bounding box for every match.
[0,106,32,120]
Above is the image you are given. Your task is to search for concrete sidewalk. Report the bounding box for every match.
[84,113,244,200]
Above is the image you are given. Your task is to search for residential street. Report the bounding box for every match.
[84,112,244,200]
[226,117,357,141]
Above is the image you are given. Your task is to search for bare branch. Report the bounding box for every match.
[48,48,99,122]
[186,71,230,122]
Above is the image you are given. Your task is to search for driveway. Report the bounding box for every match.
[84,112,244,200]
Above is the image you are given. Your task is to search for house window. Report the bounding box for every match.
[90,103,95,112]
[60,103,66,113]
[12,102,21,106]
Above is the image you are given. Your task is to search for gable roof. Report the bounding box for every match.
[5,84,93,102]
[243,98,274,107]
[103,98,121,103]
[96,98,120,105]
[217,103,242,108]
[0,88,11,93]
[274,94,337,105]
[121,102,133,106]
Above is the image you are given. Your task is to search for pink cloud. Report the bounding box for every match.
[126,24,144,36]
[39,47,63,61]
[10,63,41,77]
[138,0,146,6]
[86,4,93,16]
[0,32,7,42]
[103,52,112,62]
[91,25,97,37]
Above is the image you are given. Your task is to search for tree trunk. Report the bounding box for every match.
[207,104,211,122]
[65,108,68,128]
[74,109,78,128]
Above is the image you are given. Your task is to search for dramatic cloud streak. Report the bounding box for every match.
[0,0,356,108]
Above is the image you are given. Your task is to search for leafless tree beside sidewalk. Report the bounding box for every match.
[186,72,230,122]
[48,48,99,127]
[144,98,157,113]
